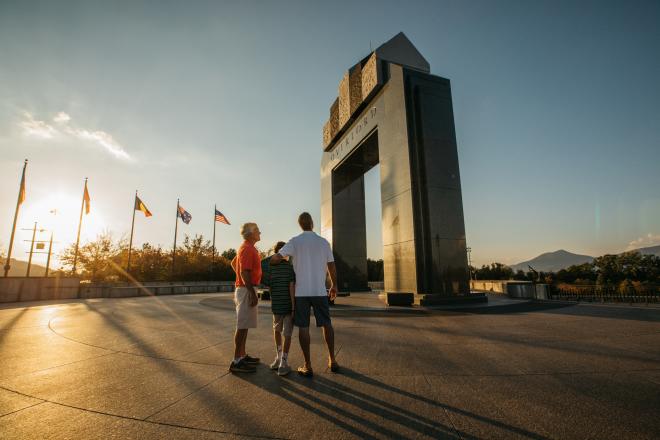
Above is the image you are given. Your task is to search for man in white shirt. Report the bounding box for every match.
[270,212,338,377]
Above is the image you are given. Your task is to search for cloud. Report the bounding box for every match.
[627,233,660,250]
[66,127,130,160]
[53,112,71,123]
[19,111,57,139]
[18,111,131,160]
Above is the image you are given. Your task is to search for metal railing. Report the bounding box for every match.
[550,284,660,303]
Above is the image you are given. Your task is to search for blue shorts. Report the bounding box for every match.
[294,296,332,328]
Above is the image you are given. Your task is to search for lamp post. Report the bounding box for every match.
[466,246,474,280]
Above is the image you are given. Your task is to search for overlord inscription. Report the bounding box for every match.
[328,106,378,169]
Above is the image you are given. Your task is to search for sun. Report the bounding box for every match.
[18,192,107,267]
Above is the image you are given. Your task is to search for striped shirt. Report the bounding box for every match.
[264,256,295,315]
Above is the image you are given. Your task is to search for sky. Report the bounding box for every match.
[1,0,659,269]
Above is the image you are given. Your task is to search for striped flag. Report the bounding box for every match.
[135,195,152,217]
[215,209,230,225]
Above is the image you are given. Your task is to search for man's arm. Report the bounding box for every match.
[240,269,258,307]
[327,261,337,300]
[289,281,295,315]
[271,240,294,265]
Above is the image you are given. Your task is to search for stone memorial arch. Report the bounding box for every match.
[320,33,475,305]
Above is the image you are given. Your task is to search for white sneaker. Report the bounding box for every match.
[278,359,291,376]
[269,357,281,370]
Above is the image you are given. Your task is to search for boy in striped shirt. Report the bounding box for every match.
[265,241,296,375]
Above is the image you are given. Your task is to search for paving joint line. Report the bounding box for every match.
[410,368,660,378]
[0,352,116,380]
[143,371,231,421]
[0,384,287,440]
[180,339,232,357]
[47,316,225,367]
[409,328,660,348]
[0,401,46,420]
[424,374,462,440]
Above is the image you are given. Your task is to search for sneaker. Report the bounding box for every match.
[270,357,281,370]
[278,360,291,376]
[243,354,260,364]
[297,366,314,377]
[229,359,256,373]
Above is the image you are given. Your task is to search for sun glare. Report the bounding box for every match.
[18,192,107,267]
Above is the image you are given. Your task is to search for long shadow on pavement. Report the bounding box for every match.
[78,301,280,437]
[0,308,28,345]
[236,367,548,440]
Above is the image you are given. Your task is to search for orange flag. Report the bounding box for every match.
[83,181,90,214]
[18,165,26,205]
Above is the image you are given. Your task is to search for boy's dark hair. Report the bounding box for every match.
[274,241,286,254]
[298,212,313,230]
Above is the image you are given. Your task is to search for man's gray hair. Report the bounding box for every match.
[240,222,258,240]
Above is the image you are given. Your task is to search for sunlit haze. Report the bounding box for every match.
[1,0,659,269]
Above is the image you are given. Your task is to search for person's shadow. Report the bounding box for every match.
[236,366,547,439]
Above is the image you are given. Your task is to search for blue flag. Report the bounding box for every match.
[177,205,192,224]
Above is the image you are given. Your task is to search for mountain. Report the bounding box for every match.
[629,245,660,256]
[1,258,48,277]
[510,245,660,273]
[510,250,594,273]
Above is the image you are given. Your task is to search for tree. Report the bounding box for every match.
[57,233,239,283]
[473,263,513,280]
[367,259,384,281]
[60,232,119,282]
[221,248,237,261]
[513,270,530,281]
[130,243,170,281]
[555,263,596,283]
[173,234,213,280]
[592,252,660,285]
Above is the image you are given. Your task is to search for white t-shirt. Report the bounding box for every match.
[278,231,334,297]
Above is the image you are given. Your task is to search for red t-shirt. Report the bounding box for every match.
[234,241,262,287]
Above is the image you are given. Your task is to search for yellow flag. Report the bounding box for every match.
[18,167,26,205]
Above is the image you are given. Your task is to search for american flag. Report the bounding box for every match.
[215,209,230,225]
[177,205,192,224]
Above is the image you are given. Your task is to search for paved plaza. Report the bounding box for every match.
[1,292,659,439]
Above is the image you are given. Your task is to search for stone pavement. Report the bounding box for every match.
[0,292,659,439]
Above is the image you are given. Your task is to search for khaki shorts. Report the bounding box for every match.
[234,287,258,329]
[272,314,293,338]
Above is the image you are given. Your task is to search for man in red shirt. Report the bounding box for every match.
[229,222,262,373]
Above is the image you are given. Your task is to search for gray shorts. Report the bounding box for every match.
[294,296,331,328]
[273,314,293,338]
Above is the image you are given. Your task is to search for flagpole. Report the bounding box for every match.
[127,190,137,273]
[72,177,88,274]
[212,204,217,265]
[45,230,54,277]
[3,159,28,277]
[26,222,37,277]
[172,198,179,275]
